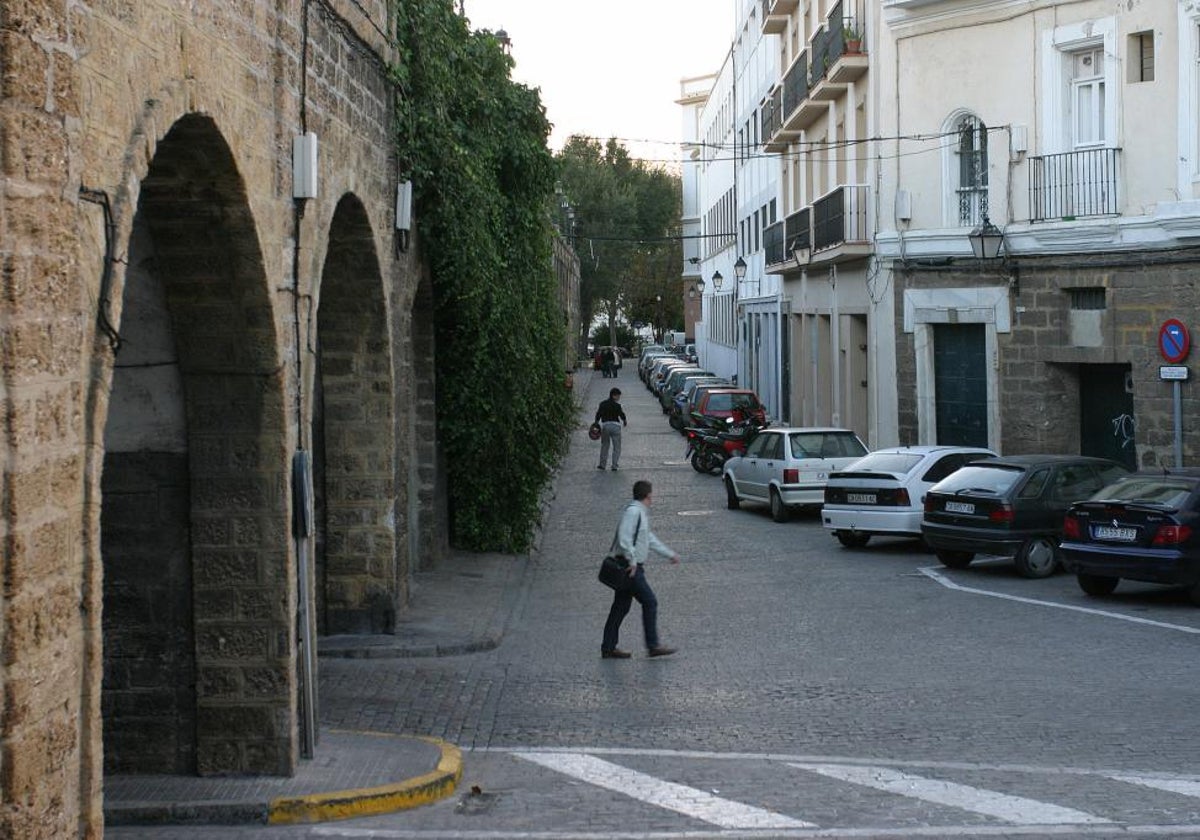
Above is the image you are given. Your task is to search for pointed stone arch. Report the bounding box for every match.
[313,194,397,634]
[101,113,295,776]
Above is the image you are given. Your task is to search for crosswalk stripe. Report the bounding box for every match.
[788,763,1111,825]
[514,751,814,829]
[1106,774,1200,798]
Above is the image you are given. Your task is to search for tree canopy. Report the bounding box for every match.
[556,137,683,347]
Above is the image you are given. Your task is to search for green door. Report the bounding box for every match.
[1080,364,1135,470]
[934,324,988,447]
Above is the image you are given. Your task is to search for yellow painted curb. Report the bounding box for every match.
[267,735,463,825]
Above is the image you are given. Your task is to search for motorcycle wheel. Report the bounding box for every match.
[690,450,708,473]
[707,453,725,476]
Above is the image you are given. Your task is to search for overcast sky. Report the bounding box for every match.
[462,0,736,165]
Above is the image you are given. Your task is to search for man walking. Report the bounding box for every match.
[601,480,680,659]
[594,387,626,471]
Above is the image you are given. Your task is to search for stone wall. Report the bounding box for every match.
[0,0,445,836]
[893,254,1200,465]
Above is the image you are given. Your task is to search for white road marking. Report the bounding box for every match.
[789,763,1110,825]
[918,566,1200,635]
[311,824,1200,838]
[1106,773,1200,797]
[513,751,813,829]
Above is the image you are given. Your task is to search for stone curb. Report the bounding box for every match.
[267,736,462,825]
[104,734,462,827]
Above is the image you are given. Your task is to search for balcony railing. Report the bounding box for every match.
[783,50,810,117]
[786,207,811,252]
[766,208,814,268]
[813,185,869,250]
[764,220,786,266]
[761,86,782,146]
[1030,148,1120,222]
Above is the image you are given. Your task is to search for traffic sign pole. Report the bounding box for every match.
[1158,319,1191,468]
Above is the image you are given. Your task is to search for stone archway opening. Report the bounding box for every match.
[314,195,397,635]
[101,114,293,777]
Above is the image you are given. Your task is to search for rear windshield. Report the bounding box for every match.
[1095,475,1199,509]
[789,432,868,460]
[707,393,762,411]
[931,463,1024,495]
[839,452,923,474]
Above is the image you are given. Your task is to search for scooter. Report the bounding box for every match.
[683,416,766,475]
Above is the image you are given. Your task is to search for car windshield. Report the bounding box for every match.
[789,432,868,459]
[840,452,923,474]
[1094,476,1199,509]
[707,393,761,412]
[931,463,1023,495]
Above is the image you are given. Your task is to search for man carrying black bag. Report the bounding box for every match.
[601,480,680,659]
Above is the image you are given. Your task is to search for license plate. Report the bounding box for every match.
[847,493,876,505]
[1094,525,1136,541]
[945,501,975,514]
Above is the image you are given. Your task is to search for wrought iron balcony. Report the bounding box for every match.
[813,185,870,252]
[765,208,813,271]
[765,220,787,266]
[1030,148,1120,222]
[761,86,786,153]
[778,50,823,133]
[787,207,812,253]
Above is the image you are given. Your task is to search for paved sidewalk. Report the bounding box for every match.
[104,370,598,826]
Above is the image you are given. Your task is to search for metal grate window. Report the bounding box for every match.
[1068,287,1107,310]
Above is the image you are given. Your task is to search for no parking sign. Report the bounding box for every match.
[1158,318,1190,363]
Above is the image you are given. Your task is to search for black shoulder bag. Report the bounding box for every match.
[598,506,641,591]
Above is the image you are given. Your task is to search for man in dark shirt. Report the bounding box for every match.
[594,388,627,470]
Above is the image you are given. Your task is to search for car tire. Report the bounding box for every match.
[769,487,790,523]
[724,476,740,510]
[669,414,683,431]
[1015,536,1059,579]
[1077,573,1119,597]
[935,549,974,569]
[836,531,870,548]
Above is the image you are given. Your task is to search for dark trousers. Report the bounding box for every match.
[602,566,659,651]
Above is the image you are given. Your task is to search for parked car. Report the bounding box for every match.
[670,378,731,430]
[723,427,869,522]
[921,455,1130,578]
[1061,469,1200,604]
[638,349,672,382]
[690,388,767,429]
[659,368,716,412]
[648,359,694,396]
[822,445,997,548]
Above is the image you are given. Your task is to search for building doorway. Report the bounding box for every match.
[1080,364,1135,469]
[933,323,988,447]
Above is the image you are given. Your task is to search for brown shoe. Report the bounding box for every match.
[601,649,632,659]
[648,646,677,657]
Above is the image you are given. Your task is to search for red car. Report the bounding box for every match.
[690,389,766,429]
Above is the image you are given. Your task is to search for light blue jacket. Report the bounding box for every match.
[614,500,674,565]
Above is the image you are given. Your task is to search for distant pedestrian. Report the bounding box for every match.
[594,387,626,470]
[607,347,619,378]
[601,347,616,378]
[601,480,679,659]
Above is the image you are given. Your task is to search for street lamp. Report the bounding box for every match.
[711,270,723,291]
[733,256,747,281]
[696,278,706,294]
[968,214,1004,260]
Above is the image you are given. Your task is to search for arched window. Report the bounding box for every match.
[946,113,989,226]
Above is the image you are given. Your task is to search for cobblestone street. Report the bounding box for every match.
[114,369,1200,838]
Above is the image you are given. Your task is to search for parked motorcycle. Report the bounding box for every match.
[683,416,766,475]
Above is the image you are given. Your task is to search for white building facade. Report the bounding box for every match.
[686,1,787,421]
[758,0,879,444]
[872,0,1200,468]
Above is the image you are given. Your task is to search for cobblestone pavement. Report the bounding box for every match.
[111,367,1200,839]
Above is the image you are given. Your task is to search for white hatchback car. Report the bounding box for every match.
[821,445,996,547]
[723,427,869,522]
